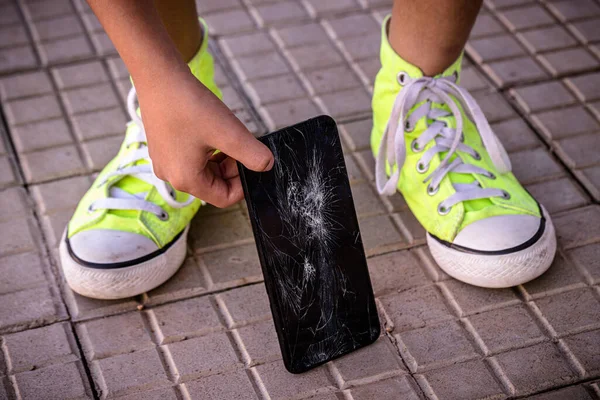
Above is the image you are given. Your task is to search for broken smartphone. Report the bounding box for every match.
[238,115,380,374]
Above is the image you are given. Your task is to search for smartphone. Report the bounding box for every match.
[238,115,380,374]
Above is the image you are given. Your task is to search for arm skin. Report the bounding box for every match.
[87,0,274,207]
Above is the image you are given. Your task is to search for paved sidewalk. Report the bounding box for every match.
[1,0,600,398]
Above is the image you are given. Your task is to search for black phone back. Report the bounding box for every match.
[238,115,380,374]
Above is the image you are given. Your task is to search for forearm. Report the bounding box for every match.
[87,0,189,90]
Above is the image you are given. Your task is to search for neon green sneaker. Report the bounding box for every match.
[372,16,556,288]
[59,20,222,299]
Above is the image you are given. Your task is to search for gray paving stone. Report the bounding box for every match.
[527,178,588,214]
[253,360,335,399]
[518,26,578,54]
[196,0,242,15]
[0,286,64,332]
[112,386,179,400]
[3,322,78,373]
[246,74,306,106]
[0,217,37,256]
[23,0,74,21]
[357,214,405,256]
[259,97,320,131]
[11,117,73,153]
[21,144,86,183]
[467,34,526,63]
[30,14,84,42]
[0,251,47,295]
[166,332,242,381]
[4,94,62,126]
[39,209,71,249]
[332,337,405,386]
[205,9,256,36]
[568,243,600,284]
[71,107,127,141]
[78,312,154,360]
[31,175,91,215]
[522,252,587,298]
[493,342,576,395]
[396,320,478,372]
[461,66,492,92]
[0,187,29,221]
[215,284,271,328]
[472,13,506,38]
[232,52,290,82]
[92,348,171,398]
[64,286,140,322]
[327,14,379,39]
[286,42,345,71]
[526,385,594,400]
[484,55,549,87]
[556,133,600,170]
[554,206,600,250]
[534,288,600,337]
[201,244,262,289]
[339,119,372,152]
[304,65,360,95]
[0,156,17,188]
[569,18,600,44]
[492,118,542,153]
[317,87,372,120]
[52,61,109,90]
[81,135,122,171]
[565,72,600,103]
[419,359,506,400]
[0,45,37,73]
[379,285,453,333]
[367,250,430,297]
[473,91,517,123]
[562,329,600,377]
[547,0,600,22]
[485,0,534,10]
[467,304,546,354]
[189,211,252,252]
[91,31,117,56]
[184,369,258,400]
[498,4,555,31]
[533,106,599,140]
[441,279,520,316]
[303,0,361,16]
[511,81,576,114]
[38,36,95,65]
[349,375,421,400]
[149,296,222,344]
[61,84,120,115]
[337,33,381,62]
[220,32,276,58]
[539,48,599,77]
[510,147,565,185]
[13,361,92,399]
[0,71,53,101]
[234,319,280,366]
[350,182,385,217]
[144,256,209,306]
[253,1,309,26]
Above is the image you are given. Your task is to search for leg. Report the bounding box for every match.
[154,0,202,62]
[388,0,482,76]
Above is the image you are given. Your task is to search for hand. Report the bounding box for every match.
[136,67,274,208]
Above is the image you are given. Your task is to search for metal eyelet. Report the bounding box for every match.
[486,172,496,180]
[438,203,451,215]
[397,71,408,86]
[87,204,95,213]
[416,161,429,174]
[460,134,465,143]
[472,151,481,161]
[411,139,423,153]
[405,121,414,132]
[452,71,459,81]
[427,184,439,196]
[501,190,511,200]
[158,211,169,221]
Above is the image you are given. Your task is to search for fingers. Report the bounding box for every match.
[192,168,244,208]
[210,122,274,173]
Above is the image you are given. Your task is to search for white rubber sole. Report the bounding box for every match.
[427,207,556,288]
[59,226,189,300]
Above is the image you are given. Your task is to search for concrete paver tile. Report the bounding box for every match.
[534,288,600,337]
[562,329,600,377]
[483,57,548,87]
[61,83,120,115]
[441,279,519,316]
[39,210,72,249]
[21,144,86,183]
[221,32,276,58]
[467,304,546,354]
[71,108,127,141]
[3,322,78,373]
[0,217,37,255]
[0,156,17,188]
[317,87,372,120]
[511,81,576,114]
[215,284,270,328]
[113,386,179,400]
[253,2,309,26]
[522,252,587,297]
[344,155,365,183]
[205,9,256,36]
[518,26,578,54]
[554,206,600,250]
[337,33,381,62]
[565,72,600,103]
[0,251,47,295]
[81,135,122,171]
[527,178,589,214]
[418,359,506,400]
[11,117,73,153]
[0,45,37,74]
[196,0,242,15]
[556,133,600,170]
[492,118,542,153]
[4,94,62,126]
[30,14,84,42]
[0,71,53,101]
[471,13,506,38]
[0,187,29,221]
[31,175,91,215]
[460,66,492,92]
[233,319,280,366]
[546,0,600,22]
[379,285,454,332]
[22,0,74,21]
[0,3,22,26]
[568,18,600,44]
[64,286,140,321]
[274,22,330,48]
[303,0,361,16]
[232,52,290,82]
[485,0,535,11]
[189,211,252,252]
[52,61,109,90]
[106,56,128,80]
[367,250,430,297]
[568,243,600,284]
[145,256,208,305]
[201,244,262,289]
[357,214,405,255]
[526,385,594,399]
[539,48,599,77]
[493,342,576,395]
[327,14,379,39]
[393,209,427,245]
[166,332,242,381]
[38,36,95,65]
[396,320,478,372]
[332,337,406,386]
[77,312,154,360]
[253,360,335,399]
[286,43,345,71]
[13,361,92,399]
[467,34,526,63]
[510,147,565,185]
[92,348,171,398]
[259,97,320,131]
[349,375,421,400]
[350,182,385,217]
[90,31,118,56]
[472,91,517,123]
[339,119,372,151]
[149,296,222,344]
[184,369,258,400]
[498,4,555,31]
[220,86,245,111]
[246,74,306,106]
[533,106,599,140]
[0,286,64,332]
[304,65,361,95]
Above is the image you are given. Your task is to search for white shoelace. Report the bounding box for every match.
[375,72,512,215]
[88,87,195,220]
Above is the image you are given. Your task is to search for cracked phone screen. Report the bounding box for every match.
[239,116,380,374]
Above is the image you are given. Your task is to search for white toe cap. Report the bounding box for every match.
[68,229,159,264]
[453,214,542,252]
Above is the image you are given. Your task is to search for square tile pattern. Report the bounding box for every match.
[0,0,599,399]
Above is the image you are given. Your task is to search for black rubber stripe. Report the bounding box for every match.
[429,202,546,256]
[65,229,184,270]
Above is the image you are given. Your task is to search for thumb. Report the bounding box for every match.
[212,122,274,172]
